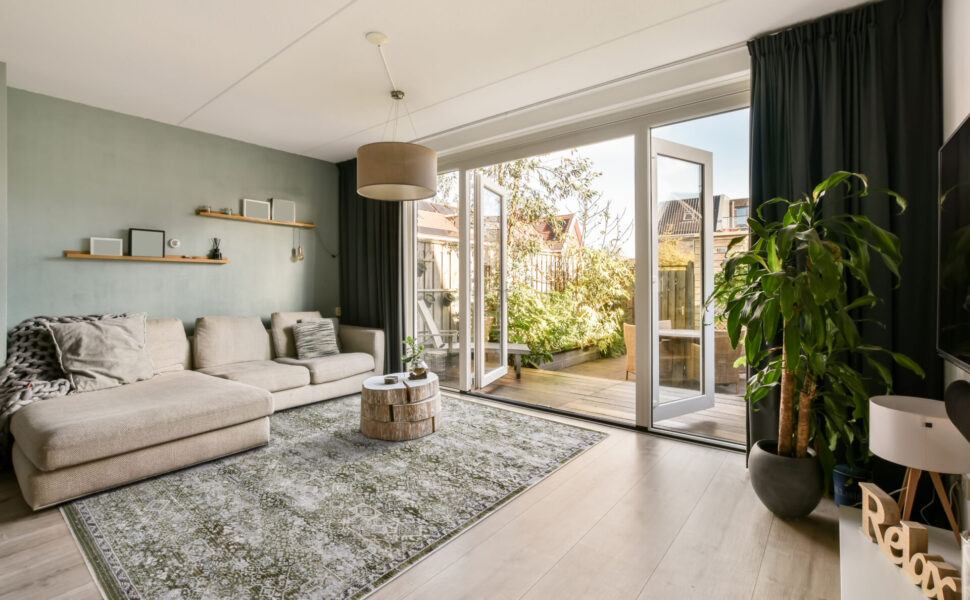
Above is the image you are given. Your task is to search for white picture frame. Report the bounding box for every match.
[90,237,123,257]
[271,198,296,223]
[241,198,272,220]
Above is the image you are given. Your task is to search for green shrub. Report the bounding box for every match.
[503,246,634,365]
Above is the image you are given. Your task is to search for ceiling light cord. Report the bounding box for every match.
[374,43,418,141]
[376,45,399,93]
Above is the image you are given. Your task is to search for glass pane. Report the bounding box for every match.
[655,154,703,398]
[473,136,637,425]
[415,171,462,388]
[482,186,504,372]
[650,108,750,446]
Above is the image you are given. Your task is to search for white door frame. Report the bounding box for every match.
[474,174,509,388]
[649,137,715,421]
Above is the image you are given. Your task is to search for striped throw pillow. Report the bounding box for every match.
[293,319,340,359]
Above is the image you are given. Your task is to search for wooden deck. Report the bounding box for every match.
[479,356,747,445]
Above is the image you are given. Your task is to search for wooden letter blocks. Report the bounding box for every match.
[860,482,961,600]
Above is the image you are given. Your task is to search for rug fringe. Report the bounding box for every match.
[61,505,111,600]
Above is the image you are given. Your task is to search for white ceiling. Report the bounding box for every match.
[0,0,866,163]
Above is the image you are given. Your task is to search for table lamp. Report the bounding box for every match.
[870,394,970,544]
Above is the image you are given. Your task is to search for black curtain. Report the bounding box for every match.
[338,159,404,374]
[747,0,943,450]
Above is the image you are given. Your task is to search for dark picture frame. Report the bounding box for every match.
[129,228,165,258]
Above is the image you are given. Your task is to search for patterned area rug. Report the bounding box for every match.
[63,394,605,599]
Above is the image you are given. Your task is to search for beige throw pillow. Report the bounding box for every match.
[47,313,156,393]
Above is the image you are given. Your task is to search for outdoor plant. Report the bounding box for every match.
[710,171,925,474]
[503,245,634,365]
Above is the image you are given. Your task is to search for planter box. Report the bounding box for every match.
[537,346,600,371]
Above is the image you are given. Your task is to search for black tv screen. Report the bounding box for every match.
[939,113,970,371]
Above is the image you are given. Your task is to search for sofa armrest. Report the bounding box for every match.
[340,326,385,375]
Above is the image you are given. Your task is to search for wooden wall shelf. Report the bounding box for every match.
[64,251,229,264]
[196,209,316,229]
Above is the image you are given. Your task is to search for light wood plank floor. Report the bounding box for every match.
[0,398,838,600]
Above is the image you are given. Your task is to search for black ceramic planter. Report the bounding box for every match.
[749,439,823,518]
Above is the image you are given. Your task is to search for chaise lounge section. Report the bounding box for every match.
[10,318,274,510]
[9,314,385,510]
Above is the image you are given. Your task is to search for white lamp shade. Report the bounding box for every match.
[870,395,970,473]
[357,141,437,201]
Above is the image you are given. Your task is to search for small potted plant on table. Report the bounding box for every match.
[402,336,428,380]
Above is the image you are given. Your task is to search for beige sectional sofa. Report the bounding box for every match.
[9,312,384,510]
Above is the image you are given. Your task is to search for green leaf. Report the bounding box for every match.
[889,352,926,378]
[763,299,780,343]
[727,305,742,347]
[779,282,796,321]
[766,236,781,272]
[813,171,861,200]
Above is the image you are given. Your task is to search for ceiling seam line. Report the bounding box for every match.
[177,0,358,126]
[303,37,745,156]
[299,0,732,154]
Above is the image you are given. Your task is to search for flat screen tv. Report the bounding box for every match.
[938,112,970,372]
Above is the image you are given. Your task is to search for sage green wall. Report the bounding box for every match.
[6,89,339,330]
[0,64,7,361]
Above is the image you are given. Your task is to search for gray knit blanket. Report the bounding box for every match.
[0,314,125,460]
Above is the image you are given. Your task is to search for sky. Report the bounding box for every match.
[550,107,750,257]
[435,108,750,258]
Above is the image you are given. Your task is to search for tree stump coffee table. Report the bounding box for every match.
[360,372,441,441]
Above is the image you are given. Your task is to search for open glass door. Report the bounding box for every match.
[474,174,509,388]
[650,137,715,422]
[456,172,509,390]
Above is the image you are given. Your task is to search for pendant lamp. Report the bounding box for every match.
[356,32,437,201]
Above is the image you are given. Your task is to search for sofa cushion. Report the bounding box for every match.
[194,316,271,369]
[146,317,191,373]
[198,360,310,392]
[47,313,155,393]
[10,370,272,471]
[276,352,375,385]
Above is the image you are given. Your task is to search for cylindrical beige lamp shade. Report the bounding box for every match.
[870,395,970,474]
[357,141,437,201]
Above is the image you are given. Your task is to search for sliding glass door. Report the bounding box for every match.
[407,101,749,447]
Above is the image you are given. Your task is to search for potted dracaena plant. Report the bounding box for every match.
[710,171,924,517]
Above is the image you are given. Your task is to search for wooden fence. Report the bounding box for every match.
[658,262,695,329]
[416,240,460,341]
[417,238,695,336]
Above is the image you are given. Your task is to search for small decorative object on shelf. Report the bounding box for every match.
[221,207,233,216]
[209,238,222,260]
[242,198,271,220]
[402,336,428,380]
[129,228,165,258]
[861,482,961,599]
[89,237,123,256]
[271,198,296,223]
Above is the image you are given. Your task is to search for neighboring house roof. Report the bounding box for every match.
[417,202,583,252]
[659,195,751,237]
[416,201,459,240]
[533,214,583,252]
[658,196,702,236]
